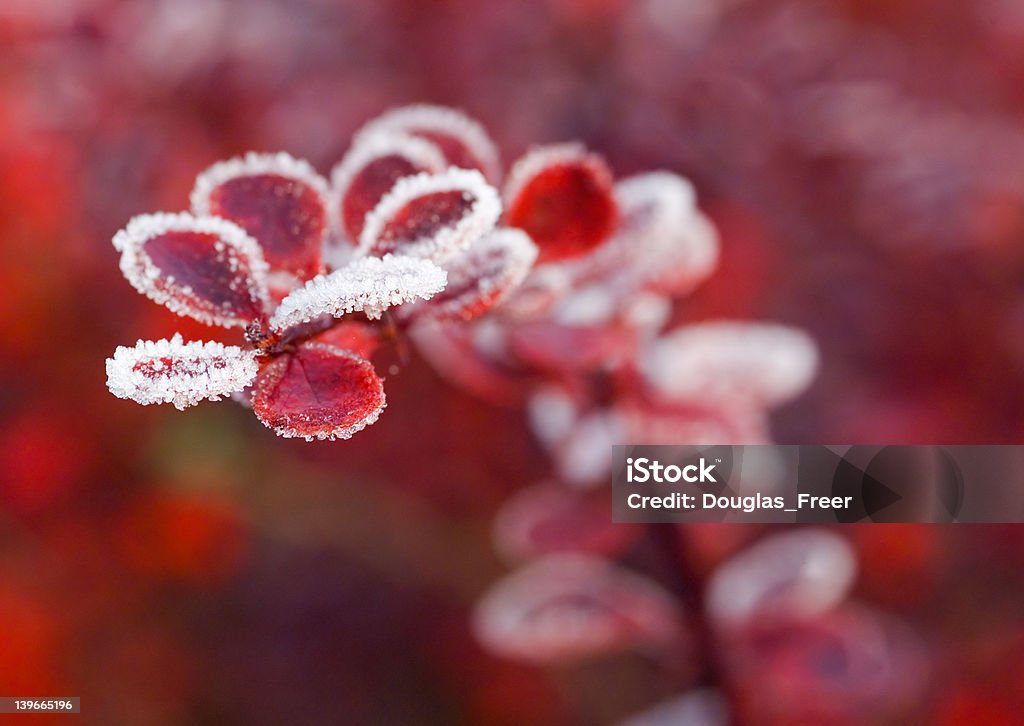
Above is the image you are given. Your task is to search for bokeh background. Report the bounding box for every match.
[3,0,1024,723]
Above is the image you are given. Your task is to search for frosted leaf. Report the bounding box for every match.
[329,133,447,243]
[567,172,719,296]
[105,334,259,410]
[408,227,538,322]
[270,254,447,330]
[705,529,857,632]
[734,607,929,722]
[113,212,270,328]
[503,143,619,263]
[358,168,501,261]
[472,554,683,665]
[252,342,386,441]
[640,322,819,408]
[353,104,502,182]
[618,690,729,726]
[555,409,627,488]
[493,483,638,565]
[191,151,329,280]
[508,319,639,373]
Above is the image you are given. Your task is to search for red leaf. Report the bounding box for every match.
[309,321,382,360]
[472,554,683,664]
[191,152,329,280]
[504,144,619,263]
[114,213,270,328]
[493,483,639,564]
[560,172,719,297]
[359,168,501,260]
[251,342,385,440]
[410,228,538,322]
[706,529,857,632]
[330,134,446,243]
[354,105,502,181]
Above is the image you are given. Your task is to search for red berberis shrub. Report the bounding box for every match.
[105,107,538,440]
[109,104,816,446]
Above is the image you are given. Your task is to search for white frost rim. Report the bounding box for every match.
[353,104,502,182]
[328,133,448,242]
[190,151,330,217]
[357,168,501,261]
[106,334,260,411]
[113,211,271,327]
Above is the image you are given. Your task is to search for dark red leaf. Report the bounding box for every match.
[251,342,385,440]
[192,153,328,280]
[114,213,270,328]
[331,135,445,243]
[359,168,501,260]
[353,105,501,181]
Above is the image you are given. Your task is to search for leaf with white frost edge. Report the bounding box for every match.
[353,104,502,182]
[472,554,682,664]
[113,212,271,328]
[106,334,259,410]
[408,227,538,322]
[190,151,330,217]
[358,168,502,261]
[270,254,447,330]
[704,528,857,632]
[329,132,447,241]
[640,322,819,408]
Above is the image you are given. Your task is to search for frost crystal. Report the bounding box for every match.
[270,254,447,330]
[472,554,682,664]
[358,168,501,261]
[105,334,259,410]
[353,104,502,182]
[113,212,270,328]
[190,151,330,217]
[640,322,819,407]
